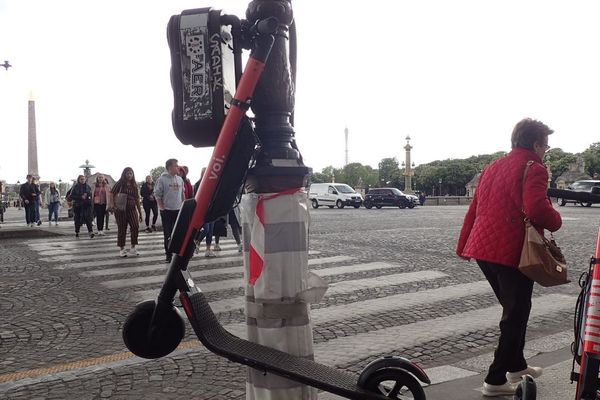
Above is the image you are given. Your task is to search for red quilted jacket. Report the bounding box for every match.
[456,148,562,268]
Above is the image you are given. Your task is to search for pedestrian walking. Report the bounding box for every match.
[19,174,36,226]
[91,174,110,236]
[154,159,184,263]
[45,182,61,226]
[456,118,562,397]
[193,169,216,258]
[178,166,194,200]
[110,167,143,258]
[228,205,243,253]
[212,215,227,252]
[140,175,158,233]
[32,177,42,226]
[69,175,95,238]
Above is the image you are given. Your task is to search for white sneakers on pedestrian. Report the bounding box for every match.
[129,247,139,256]
[205,249,216,258]
[119,248,128,258]
[506,366,543,383]
[482,381,519,397]
[214,244,221,251]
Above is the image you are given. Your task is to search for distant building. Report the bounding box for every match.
[465,173,481,197]
[555,156,591,189]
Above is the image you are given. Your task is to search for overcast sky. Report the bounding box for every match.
[1,0,599,184]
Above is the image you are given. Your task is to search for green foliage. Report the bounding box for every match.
[414,152,506,195]
[150,166,166,183]
[378,158,402,187]
[544,148,577,184]
[582,142,600,178]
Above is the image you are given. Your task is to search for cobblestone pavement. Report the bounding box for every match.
[0,203,598,399]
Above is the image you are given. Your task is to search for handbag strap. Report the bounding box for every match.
[521,160,534,217]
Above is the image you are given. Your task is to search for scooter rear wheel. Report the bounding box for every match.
[362,368,426,399]
[514,375,536,400]
[122,300,185,359]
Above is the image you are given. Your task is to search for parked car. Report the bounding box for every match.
[558,180,600,207]
[309,183,363,209]
[363,188,416,209]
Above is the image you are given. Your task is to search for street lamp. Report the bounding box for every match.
[58,179,62,197]
[438,178,442,196]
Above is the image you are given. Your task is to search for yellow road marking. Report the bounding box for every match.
[0,340,201,384]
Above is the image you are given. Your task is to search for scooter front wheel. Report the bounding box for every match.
[122,300,185,359]
[514,375,536,400]
[362,368,426,399]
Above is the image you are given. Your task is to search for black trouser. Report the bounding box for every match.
[477,260,534,385]
[143,201,158,227]
[73,205,93,234]
[160,210,179,259]
[24,202,34,224]
[94,204,107,231]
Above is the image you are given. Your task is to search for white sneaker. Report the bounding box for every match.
[129,247,139,256]
[214,244,221,251]
[506,366,543,384]
[119,249,128,258]
[482,381,519,397]
[55,222,58,226]
[205,250,216,258]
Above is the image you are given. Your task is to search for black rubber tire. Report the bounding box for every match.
[362,368,426,399]
[122,300,185,359]
[375,205,382,209]
[311,199,319,209]
[514,377,537,400]
[336,200,345,209]
[408,203,415,209]
[586,202,592,207]
[559,198,566,206]
[398,202,406,209]
[353,204,361,208]
[364,201,373,209]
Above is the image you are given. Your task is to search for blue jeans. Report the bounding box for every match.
[48,202,59,222]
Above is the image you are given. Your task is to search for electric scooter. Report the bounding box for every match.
[514,187,600,400]
[122,9,430,400]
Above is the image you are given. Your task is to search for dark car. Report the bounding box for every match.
[558,180,600,207]
[363,187,416,209]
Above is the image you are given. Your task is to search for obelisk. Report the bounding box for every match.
[28,93,39,179]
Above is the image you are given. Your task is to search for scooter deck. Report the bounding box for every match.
[185,292,388,400]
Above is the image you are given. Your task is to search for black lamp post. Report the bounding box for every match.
[438,178,442,196]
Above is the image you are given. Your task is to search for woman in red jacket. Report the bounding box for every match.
[456,118,562,397]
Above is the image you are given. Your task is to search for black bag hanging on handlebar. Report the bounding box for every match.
[167,8,237,147]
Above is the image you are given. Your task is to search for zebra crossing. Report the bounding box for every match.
[24,233,576,395]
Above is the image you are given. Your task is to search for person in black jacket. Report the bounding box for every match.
[19,174,37,227]
[69,175,95,238]
[140,175,158,233]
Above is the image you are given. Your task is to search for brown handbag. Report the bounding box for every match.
[518,161,569,287]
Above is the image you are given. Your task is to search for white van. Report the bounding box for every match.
[308,183,363,209]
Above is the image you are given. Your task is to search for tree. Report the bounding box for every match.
[582,142,600,178]
[310,172,327,184]
[150,166,166,183]
[378,157,401,187]
[543,148,577,184]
